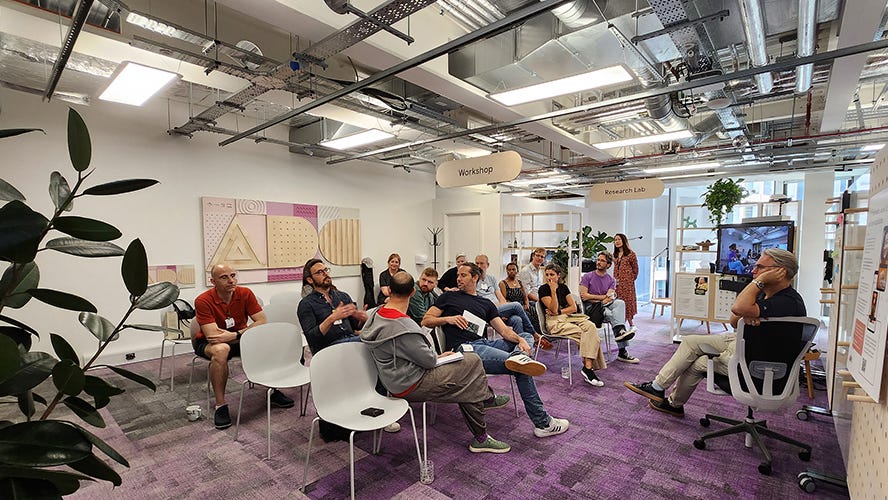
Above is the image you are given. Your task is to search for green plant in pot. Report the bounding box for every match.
[0,109,179,496]
[553,226,613,271]
[702,178,747,226]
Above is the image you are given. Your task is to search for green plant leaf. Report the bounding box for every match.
[125,323,180,334]
[0,128,45,139]
[50,333,80,367]
[68,454,121,486]
[49,171,73,212]
[0,315,38,337]
[16,391,34,419]
[68,422,128,467]
[0,178,26,202]
[62,397,105,428]
[134,282,179,310]
[83,376,124,399]
[103,365,156,392]
[45,237,125,258]
[52,359,85,396]
[53,216,121,242]
[77,312,116,342]
[121,239,148,296]
[0,335,21,381]
[67,108,91,172]
[0,421,92,466]
[0,262,39,309]
[0,351,55,396]
[83,179,159,196]
[0,200,49,263]
[0,466,90,496]
[32,392,46,406]
[0,326,32,350]
[28,288,97,313]
[0,476,61,498]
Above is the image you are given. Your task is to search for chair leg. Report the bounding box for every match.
[301,417,319,492]
[169,342,176,391]
[266,388,272,459]
[706,414,743,426]
[299,385,311,417]
[566,341,573,386]
[158,340,167,389]
[747,426,773,466]
[234,381,248,441]
[186,357,197,406]
[700,422,750,441]
[349,430,357,500]
[804,360,814,399]
[509,376,518,417]
[756,425,812,452]
[407,407,424,482]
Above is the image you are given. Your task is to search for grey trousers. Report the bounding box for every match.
[654,333,736,406]
[404,352,494,437]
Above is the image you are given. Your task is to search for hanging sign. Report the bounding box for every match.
[589,178,665,202]
[436,151,522,188]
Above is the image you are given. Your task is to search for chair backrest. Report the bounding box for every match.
[309,342,378,419]
[261,301,300,327]
[239,322,303,378]
[189,319,202,349]
[534,301,550,335]
[431,327,446,354]
[269,291,302,308]
[728,316,819,411]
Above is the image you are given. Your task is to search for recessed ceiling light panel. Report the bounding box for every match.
[99,61,180,106]
[319,129,395,150]
[488,65,633,106]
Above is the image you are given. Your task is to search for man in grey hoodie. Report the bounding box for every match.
[361,271,512,453]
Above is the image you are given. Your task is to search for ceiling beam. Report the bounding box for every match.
[43,0,95,101]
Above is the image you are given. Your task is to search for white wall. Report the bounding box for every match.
[0,89,435,364]
[798,171,834,313]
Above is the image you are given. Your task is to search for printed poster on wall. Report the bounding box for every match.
[673,272,710,319]
[849,188,888,402]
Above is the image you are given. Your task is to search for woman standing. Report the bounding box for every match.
[613,233,639,329]
[377,253,402,305]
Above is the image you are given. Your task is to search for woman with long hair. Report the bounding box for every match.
[613,234,639,329]
[377,253,402,304]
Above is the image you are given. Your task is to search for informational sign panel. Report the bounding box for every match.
[436,151,522,188]
[588,178,665,202]
[673,272,711,320]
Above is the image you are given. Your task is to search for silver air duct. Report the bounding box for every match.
[795,0,817,93]
[738,0,773,94]
[549,0,602,29]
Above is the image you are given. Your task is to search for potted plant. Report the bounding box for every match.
[553,226,613,271]
[702,178,747,226]
[0,109,178,496]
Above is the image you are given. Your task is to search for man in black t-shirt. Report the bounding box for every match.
[422,263,570,438]
[625,249,807,417]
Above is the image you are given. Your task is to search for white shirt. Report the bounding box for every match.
[518,262,543,301]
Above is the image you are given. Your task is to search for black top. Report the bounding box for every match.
[438,266,458,290]
[538,283,571,312]
[757,286,806,317]
[433,291,499,350]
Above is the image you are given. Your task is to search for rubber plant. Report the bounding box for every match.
[553,226,613,271]
[701,178,747,226]
[0,108,179,497]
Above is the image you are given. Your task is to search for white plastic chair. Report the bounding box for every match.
[158,308,192,391]
[263,298,309,361]
[301,342,422,499]
[533,301,581,385]
[234,322,311,459]
[268,290,302,307]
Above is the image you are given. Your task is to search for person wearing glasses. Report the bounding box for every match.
[298,258,368,354]
[624,248,806,418]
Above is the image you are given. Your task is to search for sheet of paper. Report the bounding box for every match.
[462,310,487,337]
[435,351,464,366]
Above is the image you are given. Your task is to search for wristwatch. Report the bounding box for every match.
[751,279,765,290]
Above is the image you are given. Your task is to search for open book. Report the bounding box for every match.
[435,351,464,366]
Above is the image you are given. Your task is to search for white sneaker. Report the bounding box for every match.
[534,417,570,438]
[628,325,638,334]
[504,353,547,376]
[383,422,400,433]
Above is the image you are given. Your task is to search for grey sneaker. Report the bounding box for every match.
[468,435,511,453]
[505,353,547,376]
[484,394,511,410]
[624,381,664,402]
[533,417,570,438]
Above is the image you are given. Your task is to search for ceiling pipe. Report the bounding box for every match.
[795,0,817,93]
[738,0,774,94]
[549,0,602,29]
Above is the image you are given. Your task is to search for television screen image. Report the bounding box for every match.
[715,221,795,277]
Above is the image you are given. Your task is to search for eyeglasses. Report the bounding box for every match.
[312,267,331,276]
[752,264,779,271]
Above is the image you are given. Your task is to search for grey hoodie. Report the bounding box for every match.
[360,306,437,395]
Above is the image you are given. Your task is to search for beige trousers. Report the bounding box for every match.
[544,315,607,370]
[654,333,736,406]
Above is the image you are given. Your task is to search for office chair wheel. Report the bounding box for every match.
[798,473,816,493]
[799,450,811,461]
[796,409,809,421]
[699,417,710,428]
[758,462,772,475]
[693,439,706,450]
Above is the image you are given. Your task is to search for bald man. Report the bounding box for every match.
[194,264,294,430]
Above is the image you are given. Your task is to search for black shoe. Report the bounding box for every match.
[214,405,232,429]
[624,381,664,402]
[581,368,604,387]
[270,389,295,408]
[649,398,685,418]
[617,351,640,364]
[614,328,635,342]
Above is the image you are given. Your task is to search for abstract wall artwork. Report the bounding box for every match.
[201,197,361,284]
[148,265,196,289]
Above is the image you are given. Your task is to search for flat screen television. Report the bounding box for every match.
[715,221,795,277]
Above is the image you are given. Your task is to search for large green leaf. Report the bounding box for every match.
[0,262,39,309]
[103,365,156,392]
[50,333,80,366]
[125,323,180,334]
[68,422,128,467]
[0,477,61,499]
[83,179,159,196]
[0,326,32,350]
[0,200,49,263]
[52,359,84,396]
[0,178,25,203]
[83,375,123,409]
[45,237,124,258]
[77,312,116,342]
[67,108,91,172]
[68,454,121,486]
[134,282,179,310]
[62,397,104,428]
[0,421,92,466]
[16,392,34,419]
[28,288,96,313]
[48,171,73,212]
[0,335,21,381]
[0,128,45,139]
[0,351,55,396]
[53,216,121,242]
[0,315,37,337]
[121,239,147,296]
[0,466,90,496]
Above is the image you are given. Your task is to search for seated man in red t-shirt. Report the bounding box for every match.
[194,263,294,429]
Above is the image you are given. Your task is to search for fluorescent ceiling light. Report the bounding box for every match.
[470,133,499,144]
[593,129,694,149]
[488,65,633,106]
[509,175,571,186]
[509,192,532,197]
[660,171,728,180]
[319,129,394,150]
[99,62,180,106]
[642,162,720,174]
[863,143,885,151]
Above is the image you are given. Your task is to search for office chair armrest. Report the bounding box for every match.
[701,344,729,395]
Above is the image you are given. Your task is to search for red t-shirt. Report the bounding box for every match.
[193,287,262,342]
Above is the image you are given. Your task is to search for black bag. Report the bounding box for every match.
[584,301,605,327]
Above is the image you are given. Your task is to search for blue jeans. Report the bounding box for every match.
[467,331,550,429]
[497,302,534,334]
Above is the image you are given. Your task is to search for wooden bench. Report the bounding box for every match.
[650,297,672,318]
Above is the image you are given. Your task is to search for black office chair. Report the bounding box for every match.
[693,316,820,475]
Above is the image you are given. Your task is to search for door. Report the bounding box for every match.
[443,211,481,272]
